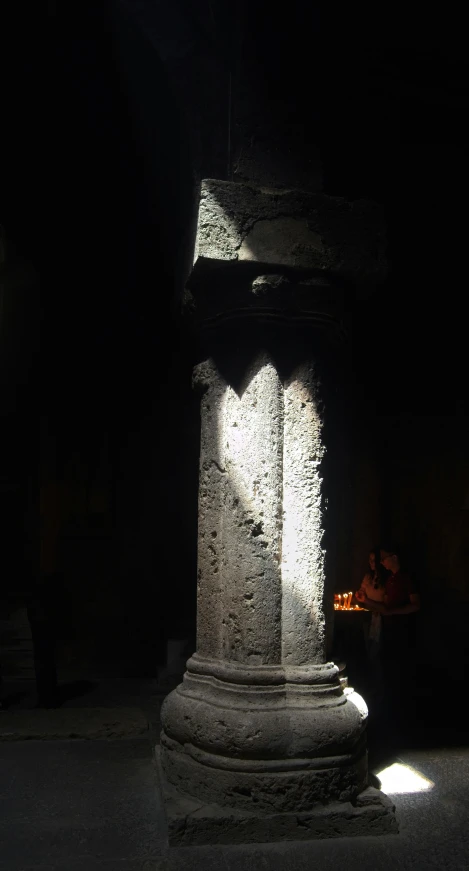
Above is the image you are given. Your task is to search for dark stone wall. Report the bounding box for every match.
[1,1,198,676]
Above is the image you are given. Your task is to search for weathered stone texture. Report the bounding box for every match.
[156,749,397,846]
[158,179,395,844]
[194,354,284,665]
[194,180,387,284]
[160,358,371,821]
[195,357,327,669]
[192,359,227,661]
[282,363,326,665]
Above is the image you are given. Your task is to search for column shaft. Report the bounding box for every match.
[282,363,326,665]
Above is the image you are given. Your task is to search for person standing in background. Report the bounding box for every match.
[356,544,420,733]
[355,549,388,712]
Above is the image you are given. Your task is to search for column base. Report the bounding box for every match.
[155,748,398,847]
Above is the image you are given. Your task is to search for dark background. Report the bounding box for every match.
[0,2,467,697]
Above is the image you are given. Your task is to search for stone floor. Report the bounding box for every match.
[0,677,168,743]
[0,679,467,870]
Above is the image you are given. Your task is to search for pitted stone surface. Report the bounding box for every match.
[282,363,326,665]
[194,354,283,665]
[156,749,397,846]
[160,179,393,838]
[160,356,371,819]
[192,359,227,661]
[161,676,367,772]
[193,357,329,669]
[194,180,387,284]
[159,733,367,814]
[239,218,325,267]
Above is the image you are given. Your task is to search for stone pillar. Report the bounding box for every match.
[195,354,284,666]
[158,180,396,845]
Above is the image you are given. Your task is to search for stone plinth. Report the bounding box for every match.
[155,747,397,846]
[159,179,396,844]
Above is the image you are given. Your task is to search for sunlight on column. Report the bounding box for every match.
[214,355,284,663]
[218,357,281,523]
[376,762,434,794]
[343,687,368,721]
[281,369,326,663]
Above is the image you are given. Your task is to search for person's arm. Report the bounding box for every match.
[354,575,369,602]
[385,593,421,616]
[358,592,421,615]
[356,595,386,613]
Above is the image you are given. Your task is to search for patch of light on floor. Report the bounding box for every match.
[376,762,435,794]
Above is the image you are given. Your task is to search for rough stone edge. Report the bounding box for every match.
[193,178,387,285]
[155,747,398,847]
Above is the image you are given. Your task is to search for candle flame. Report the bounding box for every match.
[334,591,365,611]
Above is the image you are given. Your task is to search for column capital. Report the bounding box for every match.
[185,179,387,343]
[186,269,348,347]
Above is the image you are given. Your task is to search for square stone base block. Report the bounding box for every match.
[155,748,398,847]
